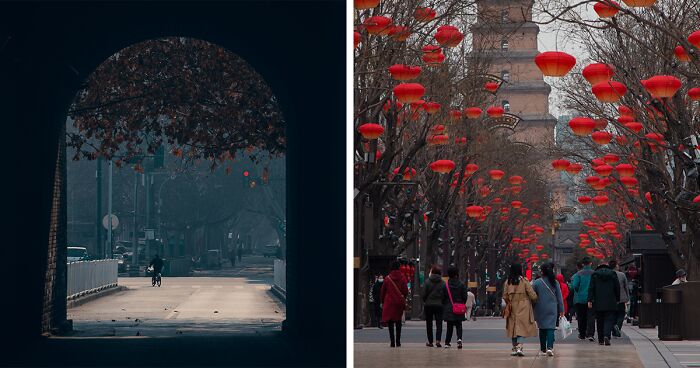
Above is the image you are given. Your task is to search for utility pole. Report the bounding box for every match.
[95,157,103,258]
[130,171,140,275]
[107,159,113,258]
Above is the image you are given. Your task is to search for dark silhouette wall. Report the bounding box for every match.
[1,1,345,366]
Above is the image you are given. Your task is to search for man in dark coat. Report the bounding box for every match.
[421,266,445,347]
[588,262,620,346]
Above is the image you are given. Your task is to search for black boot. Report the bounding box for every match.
[396,321,402,347]
[388,322,396,347]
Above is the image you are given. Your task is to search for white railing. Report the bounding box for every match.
[274,259,286,293]
[67,259,119,299]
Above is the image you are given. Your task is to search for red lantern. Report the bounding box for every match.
[449,110,462,121]
[585,176,600,187]
[354,0,380,9]
[693,194,700,203]
[509,175,523,185]
[578,196,592,204]
[423,102,441,114]
[643,75,682,98]
[511,200,522,209]
[689,30,700,49]
[594,119,608,131]
[568,117,596,136]
[489,169,505,180]
[541,253,549,260]
[388,26,411,42]
[591,131,613,145]
[566,163,583,175]
[603,153,619,164]
[594,164,613,177]
[621,0,655,7]
[534,51,576,77]
[434,25,464,48]
[645,132,664,145]
[593,195,609,206]
[414,7,436,22]
[582,63,614,84]
[620,176,638,187]
[593,0,620,18]
[357,123,385,139]
[363,16,392,35]
[486,106,505,118]
[511,186,522,194]
[592,81,627,102]
[480,186,490,197]
[536,245,544,251]
[393,83,425,103]
[624,122,643,133]
[484,82,499,93]
[393,167,417,181]
[519,208,529,215]
[466,163,479,175]
[427,134,449,145]
[615,164,635,177]
[675,46,690,62]
[464,107,482,119]
[429,159,456,174]
[618,105,634,117]
[388,64,421,81]
[466,205,484,218]
[551,159,571,171]
[625,211,635,220]
[689,88,700,101]
[617,115,635,124]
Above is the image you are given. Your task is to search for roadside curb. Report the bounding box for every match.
[626,326,683,368]
[67,285,127,309]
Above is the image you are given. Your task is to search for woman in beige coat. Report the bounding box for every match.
[503,263,538,356]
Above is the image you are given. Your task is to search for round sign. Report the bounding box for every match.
[102,214,119,230]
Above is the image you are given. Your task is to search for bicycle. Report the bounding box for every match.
[148,266,162,287]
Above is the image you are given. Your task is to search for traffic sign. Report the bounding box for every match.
[102,214,119,230]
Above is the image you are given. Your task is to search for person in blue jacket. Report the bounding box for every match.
[571,257,596,340]
[531,263,564,356]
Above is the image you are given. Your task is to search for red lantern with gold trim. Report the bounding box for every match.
[434,25,464,48]
[484,82,499,93]
[465,107,482,119]
[414,7,436,22]
[675,46,690,62]
[593,1,620,18]
[489,169,505,180]
[578,196,592,204]
[363,16,392,35]
[429,159,456,174]
[357,123,384,139]
[592,81,627,102]
[569,117,596,136]
[486,106,504,118]
[388,64,421,81]
[582,63,614,84]
[534,51,576,77]
[643,75,682,98]
[354,0,380,9]
[591,131,613,145]
[393,83,425,103]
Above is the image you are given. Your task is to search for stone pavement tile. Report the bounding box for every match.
[354,342,644,368]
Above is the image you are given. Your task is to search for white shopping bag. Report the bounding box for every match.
[558,316,573,339]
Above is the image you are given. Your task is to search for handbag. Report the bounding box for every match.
[445,282,467,315]
[387,276,409,309]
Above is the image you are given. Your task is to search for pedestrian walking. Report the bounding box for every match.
[556,274,570,317]
[421,265,445,347]
[236,245,243,263]
[228,247,236,267]
[441,266,468,349]
[609,260,629,338]
[466,288,476,322]
[370,274,384,328]
[381,261,408,347]
[572,257,596,341]
[531,263,564,357]
[588,262,620,346]
[503,263,538,357]
[672,269,687,285]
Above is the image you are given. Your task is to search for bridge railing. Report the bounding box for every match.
[274,259,286,293]
[67,259,119,299]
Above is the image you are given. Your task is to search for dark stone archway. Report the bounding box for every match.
[1,2,345,366]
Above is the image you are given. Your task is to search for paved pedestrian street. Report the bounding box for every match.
[66,257,285,337]
[354,318,697,368]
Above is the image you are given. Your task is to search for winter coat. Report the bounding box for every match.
[421,274,445,307]
[556,274,570,314]
[532,278,564,330]
[588,265,621,312]
[615,270,630,303]
[441,278,469,322]
[370,280,382,304]
[571,266,594,304]
[503,277,538,338]
[380,270,408,322]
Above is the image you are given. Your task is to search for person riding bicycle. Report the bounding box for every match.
[148,254,164,283]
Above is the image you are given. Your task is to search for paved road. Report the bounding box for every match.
[355,318,644,367]
[68,255,285,337]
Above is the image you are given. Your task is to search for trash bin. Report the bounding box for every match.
[657,288,682,341]
[638,292,658,328]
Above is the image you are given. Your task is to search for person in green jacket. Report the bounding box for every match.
[571,257,596,340]
[421,265,445,347]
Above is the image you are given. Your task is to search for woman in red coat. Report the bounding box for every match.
[556,274,570,315]
[381,261,409,347]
